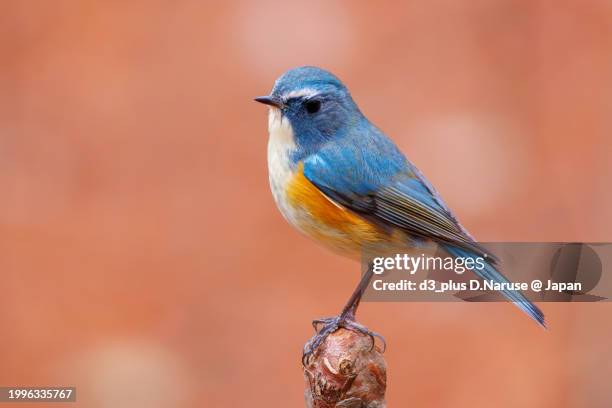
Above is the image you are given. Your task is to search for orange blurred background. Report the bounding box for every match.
[2,1,612,407]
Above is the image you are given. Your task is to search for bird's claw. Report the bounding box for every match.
[302,315,386,366]
[311,316,336,333]
[341,319,386,353]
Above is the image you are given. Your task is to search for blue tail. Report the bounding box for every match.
[444,245,546,328]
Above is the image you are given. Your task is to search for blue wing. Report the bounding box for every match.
[302,126,489,258]
[302,126,545,327]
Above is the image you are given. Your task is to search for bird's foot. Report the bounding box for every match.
[302,315,386,366]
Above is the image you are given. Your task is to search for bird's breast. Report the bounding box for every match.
[266,110,388,256]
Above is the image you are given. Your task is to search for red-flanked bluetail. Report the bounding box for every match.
[255,67,545,362]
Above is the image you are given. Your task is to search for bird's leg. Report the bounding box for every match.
[303,265,386,365]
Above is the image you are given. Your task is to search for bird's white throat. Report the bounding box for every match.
[267,107,299,225]
[267,107,295,147]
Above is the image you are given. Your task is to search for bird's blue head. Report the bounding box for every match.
[255,66,362,156]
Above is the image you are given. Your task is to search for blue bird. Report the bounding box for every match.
[255,66,545,361]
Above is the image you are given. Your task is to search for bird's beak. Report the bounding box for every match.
[254,95,284,109]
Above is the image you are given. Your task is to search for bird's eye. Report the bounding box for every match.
[304,99,321,114]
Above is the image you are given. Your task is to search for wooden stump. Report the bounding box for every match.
[303,328,387,408]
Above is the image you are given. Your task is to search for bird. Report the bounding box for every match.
[255,66,545,362]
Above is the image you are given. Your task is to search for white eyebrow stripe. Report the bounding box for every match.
[283,88,320,100]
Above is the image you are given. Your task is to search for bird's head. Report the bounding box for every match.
[255,66,361,154]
